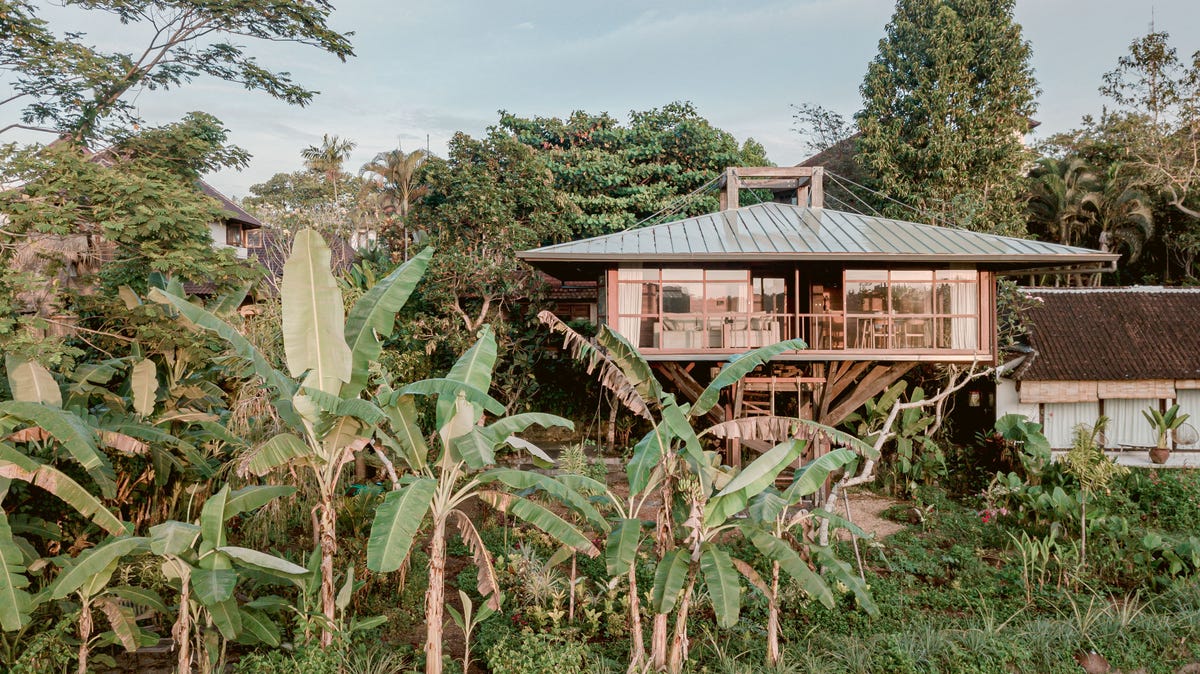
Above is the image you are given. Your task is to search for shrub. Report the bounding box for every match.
[484,630,590,674]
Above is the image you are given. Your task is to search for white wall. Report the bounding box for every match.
[207,222,247,259]
[996,379,1039,422]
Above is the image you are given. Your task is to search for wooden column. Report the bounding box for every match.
[811,167,825,208]
[719,168,739,211]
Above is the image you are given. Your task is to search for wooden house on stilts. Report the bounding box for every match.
[520,167,1118,464]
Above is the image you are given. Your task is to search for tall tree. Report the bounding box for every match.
[857,0,1037,235]
[302,134,357,200]
[1099,30,1200,279]
[500,102,768,238]
[0,0,353,143]
[360,146,429,257]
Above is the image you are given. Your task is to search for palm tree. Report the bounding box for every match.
[1089,162,1155,265]
[360,146,428,258]
[301,134,357,200]
[1027,156,1098,247]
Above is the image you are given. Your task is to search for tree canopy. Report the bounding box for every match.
[856,0,1037,235]
[0,0,353,142]
[500,102,768,238]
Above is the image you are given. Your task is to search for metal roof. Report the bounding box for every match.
[520,202,1117,266]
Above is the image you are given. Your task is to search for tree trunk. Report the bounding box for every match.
[650,614,669,671]
[355,448,368,482]
[174,575,192,674]
[766,561,781,668]
[77,598,92,674]
[667,574,697,674]
[319,498,338,646]
[425,516,449,674]
[607,399,618,452]
[627,563,646,674]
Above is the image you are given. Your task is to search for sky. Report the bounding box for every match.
[17,1,1200,198]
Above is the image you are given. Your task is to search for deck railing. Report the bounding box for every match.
[650,312,979,353]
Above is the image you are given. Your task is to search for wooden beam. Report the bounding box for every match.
[721,168,738,210]
[735,178,807,190]
[820,361,918,427]
[729,167,817,178]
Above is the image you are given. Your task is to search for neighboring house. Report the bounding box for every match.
[199,179,264,260]
[519,167,1117,457]
[997,287,1200,450]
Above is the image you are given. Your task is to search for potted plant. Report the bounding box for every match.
[1143,403,1190,464]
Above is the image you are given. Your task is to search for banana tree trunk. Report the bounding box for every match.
[318,497,338,646]
[766,561,781,668]
[667,573,697,674]
[174,575,192,674]
[425,515,449,674]
[650,614,669,671]
[77,597,92,674]
[627,562,646,674]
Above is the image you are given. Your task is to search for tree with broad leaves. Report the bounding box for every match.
[857,0,1037,235]
[1099,30,1200,280]
[499,102,769,239]
[0,0,353,143]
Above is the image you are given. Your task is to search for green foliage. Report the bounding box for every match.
[1,0,353,142]
[500,101,769,238]
[857,0,1037,235]
[485,629,590,674]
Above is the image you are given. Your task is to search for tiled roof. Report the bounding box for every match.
[521,202,1116,266]
[1017,287,1200,381]
[198,180,262,228]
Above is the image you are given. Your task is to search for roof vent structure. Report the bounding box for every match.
[717,166,825,211]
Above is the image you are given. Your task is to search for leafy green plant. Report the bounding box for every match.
[1061,417,1128,567]
[149,484,308,674]
[152,231,432,644]
[1143,403,1190,450]
[365,326,603,674]
[540,311,874,673]
[446,589,497,674]
[484,629,589,674]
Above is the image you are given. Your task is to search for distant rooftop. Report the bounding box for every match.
[1017,287,1200,382]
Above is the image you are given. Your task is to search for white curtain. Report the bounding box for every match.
[1177,390,1200,448]
[617,283,644,347]
[950,282,978,350]
[1043,402,1101,449]
[1103,398,1160,448]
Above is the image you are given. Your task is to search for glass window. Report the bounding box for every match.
[662,283,702,313]
[618,268,658,281]
[661,268,703,281]
[244,228,263,248]
[225,224,243,247]
[705,283,745,314]
[845,269,980,351]
[754,278,787,313]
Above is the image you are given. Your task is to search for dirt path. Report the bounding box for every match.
[835,490,907,541]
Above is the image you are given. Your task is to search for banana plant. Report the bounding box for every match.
[0,358,129,633]
[539,311,876,673]
[734,449,878,668]
[40,535,159,674]
[151,229,433,645]
[366,326,605,674]
[150,483,306,674]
